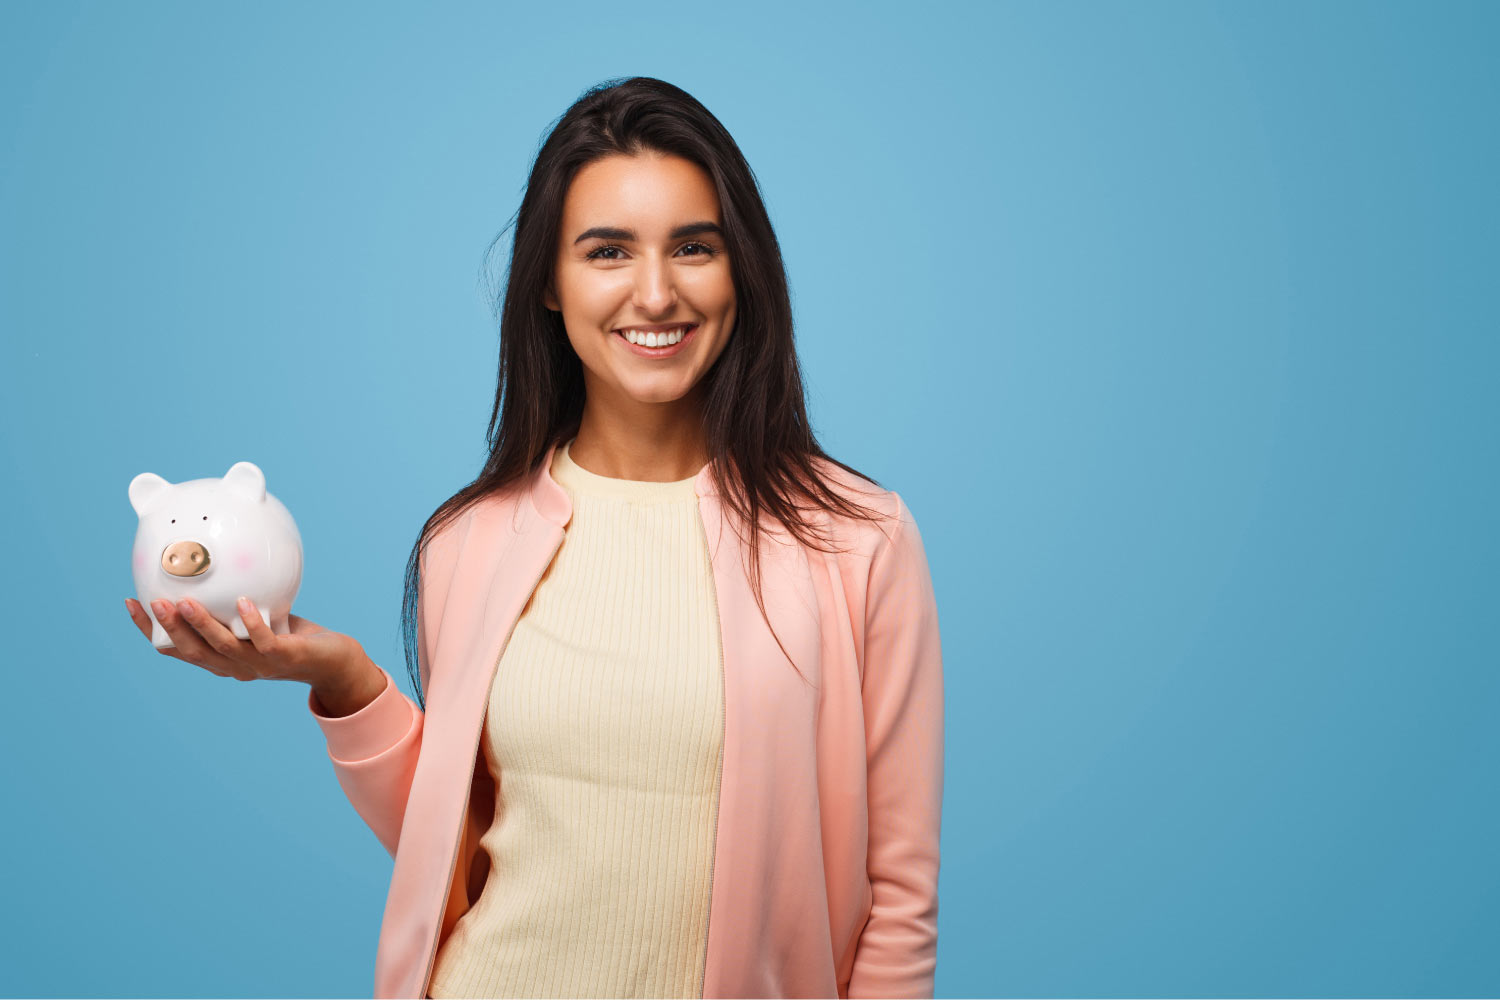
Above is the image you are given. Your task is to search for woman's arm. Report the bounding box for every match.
[305,528,457,858]
[307,661,423,858]
[848,492,945,999]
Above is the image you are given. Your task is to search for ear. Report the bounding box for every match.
[542,285,559,312]
[222,461,267,502]
[129,472,171,517]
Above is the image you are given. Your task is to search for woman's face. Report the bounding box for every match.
[545,150,736,412]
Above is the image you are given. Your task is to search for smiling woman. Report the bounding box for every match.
[301,76,944,1000]
[543,150,738,407]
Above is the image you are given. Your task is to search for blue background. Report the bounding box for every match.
[2,0,1496,995]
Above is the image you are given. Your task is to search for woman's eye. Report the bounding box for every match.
[584,241,718,261]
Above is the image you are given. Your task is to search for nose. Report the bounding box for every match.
[161,540,212,577]
[632,254,678,315]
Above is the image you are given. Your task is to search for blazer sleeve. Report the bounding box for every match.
[848,492,945,999]
[305,528,453,858]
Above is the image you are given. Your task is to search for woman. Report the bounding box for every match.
[126,77,943,999]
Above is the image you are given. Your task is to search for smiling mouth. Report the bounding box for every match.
[613,323,697,347]
[613,323,699,357]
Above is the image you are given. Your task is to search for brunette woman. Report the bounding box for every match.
[127,76,943,1000]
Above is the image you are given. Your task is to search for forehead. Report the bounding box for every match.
[561,152,721,230]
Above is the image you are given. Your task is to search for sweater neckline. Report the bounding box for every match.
[551,437,700,502]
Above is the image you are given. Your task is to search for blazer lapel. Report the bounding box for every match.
[402,448,569,999]
[696,480,829,997]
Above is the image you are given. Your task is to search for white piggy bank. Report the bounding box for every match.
[129,461,303,650]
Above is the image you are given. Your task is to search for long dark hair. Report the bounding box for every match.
[399,76,890,711]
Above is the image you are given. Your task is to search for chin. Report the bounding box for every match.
[618,383,696,406]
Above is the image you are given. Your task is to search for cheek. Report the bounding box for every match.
[684,268,735,313]
[231,549,258,574]
[560,265,628,316]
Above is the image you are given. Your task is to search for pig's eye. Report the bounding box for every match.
[170,519,174,523]
[202,516,207,520]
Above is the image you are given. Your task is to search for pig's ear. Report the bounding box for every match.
[222,461,267,502]
[129,472,171,517]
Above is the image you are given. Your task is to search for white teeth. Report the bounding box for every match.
[623,325,689,347]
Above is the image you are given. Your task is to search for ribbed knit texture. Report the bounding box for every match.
[427,438,724,1000]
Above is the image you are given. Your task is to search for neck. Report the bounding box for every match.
[568,409,709,483]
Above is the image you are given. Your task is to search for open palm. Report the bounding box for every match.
[124,595,362,685]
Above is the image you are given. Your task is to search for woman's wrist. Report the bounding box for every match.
[309,651,386,718]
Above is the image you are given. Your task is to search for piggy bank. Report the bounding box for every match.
[129,461,303,650]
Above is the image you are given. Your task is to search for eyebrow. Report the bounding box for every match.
[573,221,724,245]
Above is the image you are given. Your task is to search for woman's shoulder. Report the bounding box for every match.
[804,454,906,556]
[419,490,512,576]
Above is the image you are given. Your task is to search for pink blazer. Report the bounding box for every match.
[307,441,945,998]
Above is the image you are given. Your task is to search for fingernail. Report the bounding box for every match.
[178,600,194,618]
[237,596,250,612]
[151,600,168,616]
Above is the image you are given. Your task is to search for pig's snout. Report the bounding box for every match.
[160,540,211,577]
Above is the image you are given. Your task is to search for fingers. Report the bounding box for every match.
[124,598,153,641]
[127,598,189,664]
[176,598,242,658]
[236,596,278,654]
[148,598,245,679]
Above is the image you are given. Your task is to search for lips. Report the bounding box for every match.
[613,323,697,341]
[613,323,699,357]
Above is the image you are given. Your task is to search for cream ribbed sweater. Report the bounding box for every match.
[426,438,724,1000]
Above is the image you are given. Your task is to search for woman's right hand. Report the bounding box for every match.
[124,595,364,689]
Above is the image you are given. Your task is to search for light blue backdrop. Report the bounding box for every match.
[2,0,1495,996]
